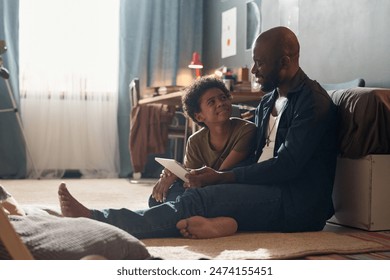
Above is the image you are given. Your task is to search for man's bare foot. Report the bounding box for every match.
[58,182,91,218]
[176,216,238,239]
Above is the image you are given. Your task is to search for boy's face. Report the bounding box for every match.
[194,88,232,126]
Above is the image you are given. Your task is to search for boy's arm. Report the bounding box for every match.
[218,149,251,171]
[218,122,256,170]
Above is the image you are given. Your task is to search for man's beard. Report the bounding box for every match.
[260,79,277,93]
[260,70,280,93]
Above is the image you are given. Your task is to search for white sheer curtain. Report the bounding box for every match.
[19,0,120,178]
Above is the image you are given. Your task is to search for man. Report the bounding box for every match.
[59,26,338,239]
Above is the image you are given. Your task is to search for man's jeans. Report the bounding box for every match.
[91,183,283,239]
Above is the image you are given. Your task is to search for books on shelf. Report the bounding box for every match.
[157,86,185,95]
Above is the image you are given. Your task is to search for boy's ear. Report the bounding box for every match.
[194,112,205,123]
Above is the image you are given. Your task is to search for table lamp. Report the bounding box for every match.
[188,52,203,78]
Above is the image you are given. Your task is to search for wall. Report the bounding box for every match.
[203,0,390,87]
[202,0,261,75]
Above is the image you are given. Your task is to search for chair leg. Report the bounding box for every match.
[173,138,178,161]
[0,205,34,260]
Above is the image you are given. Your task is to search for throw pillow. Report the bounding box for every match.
[0,214,150,260]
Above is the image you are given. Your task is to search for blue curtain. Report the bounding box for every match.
[118,0,203,177]
[0,0,26,178]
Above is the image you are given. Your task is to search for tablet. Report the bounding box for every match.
[155,157,188,182]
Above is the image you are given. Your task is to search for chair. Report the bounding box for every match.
[321,78,365,91]
[166,110,189,161]
[129,78,189,173]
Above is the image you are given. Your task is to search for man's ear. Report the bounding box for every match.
[280,55,291,68]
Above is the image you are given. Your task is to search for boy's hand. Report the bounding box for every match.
[151,169,176,202]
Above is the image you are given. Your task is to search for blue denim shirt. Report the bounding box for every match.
[233,68,338,231]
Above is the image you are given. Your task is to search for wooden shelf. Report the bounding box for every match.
[231,90,264,104]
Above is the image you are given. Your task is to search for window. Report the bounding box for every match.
[19,0,119,96]
[19,0,120,178]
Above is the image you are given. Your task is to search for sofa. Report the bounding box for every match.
[326,87,390,231]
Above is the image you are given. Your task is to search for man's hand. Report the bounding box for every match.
[184,166,234,188]
[151,169,177,202]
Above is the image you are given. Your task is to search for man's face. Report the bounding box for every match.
[251,42,281,93]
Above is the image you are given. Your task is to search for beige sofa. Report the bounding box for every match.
[327,87,390,231]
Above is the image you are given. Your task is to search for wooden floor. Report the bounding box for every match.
[324,222,367,233]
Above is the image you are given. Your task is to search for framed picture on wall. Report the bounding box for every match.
[221,7,237,58]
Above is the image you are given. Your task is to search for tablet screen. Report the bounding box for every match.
[155,157,188,181]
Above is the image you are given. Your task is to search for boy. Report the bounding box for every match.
[150,76,256,207]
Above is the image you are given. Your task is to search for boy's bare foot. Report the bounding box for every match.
[176,216,238,239]
[58,182,91,218]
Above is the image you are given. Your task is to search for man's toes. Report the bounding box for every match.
[58,182,68,194]
[176,219,189,230]
[180,230,190,238]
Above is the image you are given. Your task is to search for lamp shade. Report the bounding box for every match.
[188,52,203,69]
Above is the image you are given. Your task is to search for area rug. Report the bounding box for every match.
[143,231,389,260]
[305,231,390,260]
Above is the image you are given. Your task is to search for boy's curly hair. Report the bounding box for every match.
[181,75,231,127]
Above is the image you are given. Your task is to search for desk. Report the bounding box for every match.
[138,90,263,134]
[138,90,264,106]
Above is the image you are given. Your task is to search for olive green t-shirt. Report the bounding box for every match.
[184,117,256,170]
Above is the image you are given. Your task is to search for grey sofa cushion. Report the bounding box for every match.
[0,214,150,260]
